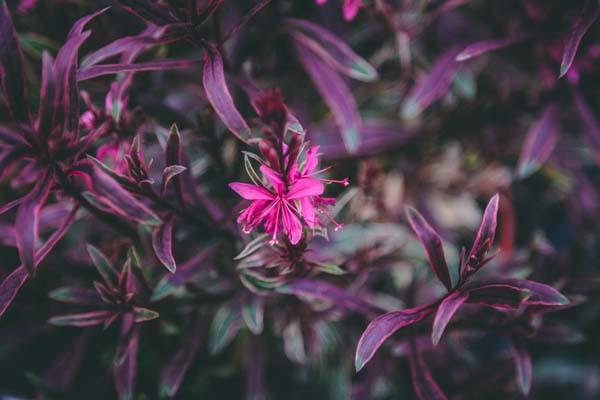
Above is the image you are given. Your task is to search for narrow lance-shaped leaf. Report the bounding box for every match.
[401,47,462,119]
[49,310,115,327]
[573,90,600,164]
[285,18,378,81]
[164,123,185,203]
[133,306,159,323]
[70,160,159,224]
[516,104,560,178]
[278,279,382,316]
[114,314,139,400]
[207,300,243,355]
[456,36,529,62]
[465,193,499,273]
[242,295,265,335]
[0,204,78,319]
[37,51,57,142]
[49,286,103,305]
[465,283,530,310]
[86,244,119,287]
[0,1,30,122]
[467,277,569,306]
[431,291,467,346]
[159,318,203,398]
[77,59,200,81]
[560,0,600,78]
[152,215,177,273]
[510,340,532,395]
[202,46,251,142]
[406,207,452,291]
[15,168,54,275]
[355,306,432,371]
[295,41,361,153]
[408,338,448,400]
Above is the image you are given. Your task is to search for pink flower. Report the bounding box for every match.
[316,0,363,21]
[230,166,324,244]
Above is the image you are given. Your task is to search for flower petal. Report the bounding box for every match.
[229,183,274,200]
[282,203,303,244]
[300,197,316,227]
[287,178,324,200]
[259,165,285,194]
[303,146,320,175]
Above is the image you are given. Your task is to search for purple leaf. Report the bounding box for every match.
[70,160,159,224]
[15,168,54,275]
[0,205,77,318]
[152,215,176,273]
[49,286,103,305]
[132,306,159,323]
[406,207,452,291]
[471,278,568,306]
[207,299,243,355]
[465,193,499,274]
[560,0,600,78]
[516,103,560,178]
[456,36,528,62]
[86,244,119,287]
[159,318,203,398]
[573,90,600,164]
[77,59,200,81]
[295,40,361,153]
[286,18,378,82]
[510,340,532,395]
[81,25,169,68]
[401,47,462,119]
[0,1,30,122]
[161,165,187,198]
[68,7,109,37]
[49,310,115,327]
[408,339,448,400]
[151,245,218,301]
[465,283,529,310]
[202,46,251,142]
[278,279,382,316]
[37,51,57,141]
[355,306,432,371]
[164,123,185,202]
[431,291,467,345]
[114,314,139,400]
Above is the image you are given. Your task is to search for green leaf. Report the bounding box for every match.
[86,244,118,287]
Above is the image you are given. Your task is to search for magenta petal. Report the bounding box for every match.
[303,146,320,175]
[229,183,274,200]
[287,178,324,200]
[343,0,361,21]
[281,204,303,244]
[259,165,285,194]
[300,197,316,228]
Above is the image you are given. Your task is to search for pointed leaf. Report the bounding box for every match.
[49,310,115,327]
[278,279,381,316]
[456,36,527,62]
[286,18,378,81]
[207,300,243,355]
[0,1,30,122]
[86,244,119,287]
[465,193,499,272]
[164,123,185,202]
[152,215,176,273]
[0,205,77,319]
[242,296,265,335]
[133,306,159,323]
[510,340,532,395]
[159,318,203,398]
[355,306,432,371]
[469,278,568,306]
[431,291,467,345]
[295,40,361,152]
[77,59,200,81]
[406,207,452,291]
[516,104,559,178]
[402,47,462,119]
[15,168,54,275]
[160,165,187,197]
[560,1,599,78]
[202,46,251,142]
[465,283,530,310]
[49,286,103,305]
